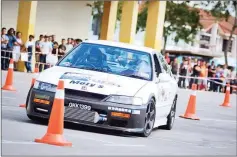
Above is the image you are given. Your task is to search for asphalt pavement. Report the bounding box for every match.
[1,71,237,156]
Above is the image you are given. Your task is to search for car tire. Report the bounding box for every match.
[161,96,177,130]
[140,98,156,137]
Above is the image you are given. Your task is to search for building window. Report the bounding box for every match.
[222,39,233,52]
[199,35,210,49]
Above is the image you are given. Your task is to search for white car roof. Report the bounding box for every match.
[82,40,158,55]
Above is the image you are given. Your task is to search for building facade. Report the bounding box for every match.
[165,9,237,60]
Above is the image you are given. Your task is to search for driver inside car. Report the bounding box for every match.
[85,47,111,72]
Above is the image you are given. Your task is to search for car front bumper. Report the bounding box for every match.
[26,88,147,133]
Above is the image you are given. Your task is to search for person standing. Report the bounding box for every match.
[24,35,35,73]
[65,38,73,53]
[35,34,44,68]
[171,57,178,75]
[39,35,52,72]
[199,61,208,90]
[12,31,23,70]
[164,52,170,65]
[208,61,216,91]
[1,27,9,70]
[6,28,17,69]
[178,58,188,88]
[189,60,201,89]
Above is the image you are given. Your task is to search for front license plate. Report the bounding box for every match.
[67,102,92,111]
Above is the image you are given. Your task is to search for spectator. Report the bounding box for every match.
[178,58,188,88]
[24,35,35,73]
[213,65,223,92]
[1,27,9,70]
[199,61,208,90]
[52,35,56,42]
[171,57,178,75]
[164,52,170,64]
[39,35,52,72]
[12,31,23,70]
[35,35,44,52]
[35,34,44,68]
[74,39,82,47]
[49,35,54,48]
[59,38,66,52]
[208,61,216,91]
[189,60,201,88]
[65,38,73,52]
[52,41,59,56]
[6,28,16,68]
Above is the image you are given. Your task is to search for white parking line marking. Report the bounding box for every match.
[2,140,40,145]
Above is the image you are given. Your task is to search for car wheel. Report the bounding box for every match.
[140,98,156,137]
[161,96,177,130]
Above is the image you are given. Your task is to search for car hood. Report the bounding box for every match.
[36,66,148,96]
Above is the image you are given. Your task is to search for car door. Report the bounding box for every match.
[156,52,174,116]
[153,53,170,119]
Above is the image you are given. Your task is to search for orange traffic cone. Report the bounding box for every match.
[220,84,231,107]
[179,84,200,120]
[2,59,16,91]
[35,80,72,146]
[19,69,39,108]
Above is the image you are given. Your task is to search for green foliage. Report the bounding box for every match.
[137,1,202,47]
[91,1,123,22]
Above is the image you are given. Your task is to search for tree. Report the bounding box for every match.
[90,1,123,36]
[137,1,202,54]
[202,1,237,66]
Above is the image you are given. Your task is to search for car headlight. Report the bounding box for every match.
[106,95,143,106]
[33,81,57,92]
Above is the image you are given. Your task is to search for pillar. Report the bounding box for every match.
[144,1,166,51]
[16,1,37,72]
[100,1,118,41]
[210,23,218,53]
[119,1,138,44]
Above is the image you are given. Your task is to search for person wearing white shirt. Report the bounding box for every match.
[65,38,73,53]
[24,35,35,73]
[39,35,52,72]
[13,31,23,70]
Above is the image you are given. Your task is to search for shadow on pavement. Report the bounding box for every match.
[2,109,140,138]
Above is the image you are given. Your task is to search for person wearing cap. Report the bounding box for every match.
[39,35,52,72]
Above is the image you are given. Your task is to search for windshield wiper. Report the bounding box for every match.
[126,74,149,80]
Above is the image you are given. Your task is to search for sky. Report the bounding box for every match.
[186,1,236,17]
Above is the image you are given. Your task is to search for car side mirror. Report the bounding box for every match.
[158,73,170,83]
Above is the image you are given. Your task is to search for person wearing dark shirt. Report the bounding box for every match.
[171,58,178,75]
[189,60,201,88]
[178,59,188,88]
[208,61,216,91]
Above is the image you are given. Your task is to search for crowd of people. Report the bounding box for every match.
[1,27,83,72]
[164,52,237,94]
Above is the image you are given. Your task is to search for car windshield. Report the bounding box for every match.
[57,43,153,81]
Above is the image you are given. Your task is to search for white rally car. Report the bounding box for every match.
[25,40,178,137]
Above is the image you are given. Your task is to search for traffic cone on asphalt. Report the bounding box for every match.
[35,80,72,146]
[220,84,231,107]
[179,84,200,120]
[19,68,39,108]
[2,59,16,91]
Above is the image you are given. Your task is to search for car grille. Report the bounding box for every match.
[64,106,95,123]
[65,88,108,101]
